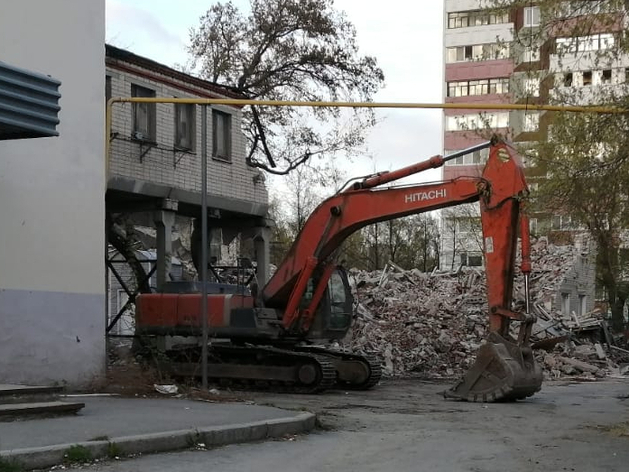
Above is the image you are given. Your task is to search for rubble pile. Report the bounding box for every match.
[341,240,629,381]
[344,266,487,378]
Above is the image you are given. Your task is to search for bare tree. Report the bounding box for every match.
[187,0,385,175]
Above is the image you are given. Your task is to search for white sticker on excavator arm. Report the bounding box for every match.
[485,237,494,254]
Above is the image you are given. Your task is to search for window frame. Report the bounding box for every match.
[447,9,509,29]
[523,6,540,27]
[174,103,196,152]
[563,72,573,87]
[523,112,540,132]
[447,78,509,97]
[212,109,232,162]
[522,47,540,63]
[601,69,612,84]
[556,33,615,54]
[583,71,593,86]
[445,43,509,63]
[523,77,540,96]
[131,84,156,142]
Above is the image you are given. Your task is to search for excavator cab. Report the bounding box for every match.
[301,267,354,340]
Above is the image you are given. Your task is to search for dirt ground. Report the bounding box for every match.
[227,377,629,472]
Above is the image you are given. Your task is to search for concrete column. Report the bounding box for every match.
[153,199,178,291]
[254,226,271,285]
[191,218,216,278]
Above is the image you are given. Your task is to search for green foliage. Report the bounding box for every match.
[63,445,92,464]
[187,0,384,175]
[107,442,122,459]
[0,458,23,472]
[535,107,629,330]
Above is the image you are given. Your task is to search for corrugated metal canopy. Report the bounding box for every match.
[0,61,61,140]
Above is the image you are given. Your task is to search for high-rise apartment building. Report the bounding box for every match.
[440,1,628,269]
[441,0,515,269]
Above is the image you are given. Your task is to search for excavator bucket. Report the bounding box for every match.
[444,333,543,402]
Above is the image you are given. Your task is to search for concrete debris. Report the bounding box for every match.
[154,384,179,395]
[341,240,627,382]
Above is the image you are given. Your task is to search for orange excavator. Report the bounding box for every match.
[135,137,543,401]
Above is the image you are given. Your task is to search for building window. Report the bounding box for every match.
[131,84,156,142]
[579,295,587,316]
[523,77,540,96]
[522,47,540,62]
[563,72,573,87]
[445,148,490,166]
[457,217,481,233]
[446,43,509,63]
[523,112,539,132]
[552,214,575,231]
[447,78,509,97]
[174,103,196,151]
[562,293,571,315]
[488,78,509,94]
[445,112,509,132]
[556,33,614,54]
[447,10,509,29]
[601,69,612,84]
[583,71,593,86]
[523,6,540,27]
[556,37,576,54]
[212,109,231,161]
[460,252,483,267]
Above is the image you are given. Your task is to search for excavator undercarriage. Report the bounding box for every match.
[142,340,381,394]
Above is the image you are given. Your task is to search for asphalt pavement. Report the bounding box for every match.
[54,378,629,472]
[0,395,315,470]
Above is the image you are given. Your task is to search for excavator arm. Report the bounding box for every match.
[265,177,482,315]
[262,137,543,402]
[263,139,527,332]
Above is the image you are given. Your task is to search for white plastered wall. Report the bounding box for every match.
[0,0,106,386]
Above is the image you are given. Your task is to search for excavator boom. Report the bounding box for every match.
[262,137,543,401]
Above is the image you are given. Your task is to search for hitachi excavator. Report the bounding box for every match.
[135,137,543,402]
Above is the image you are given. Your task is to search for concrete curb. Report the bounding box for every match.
[0,412,316,470]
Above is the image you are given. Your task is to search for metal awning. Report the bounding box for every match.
[0,61,61,140]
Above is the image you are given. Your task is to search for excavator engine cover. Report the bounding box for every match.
[444,332,542,402]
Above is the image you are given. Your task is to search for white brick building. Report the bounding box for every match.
[105,45,271,294]
[106,45,268,216]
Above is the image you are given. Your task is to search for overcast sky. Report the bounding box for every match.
[106,0,445,183]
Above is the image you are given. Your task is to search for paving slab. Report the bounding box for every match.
[0,384,63,396]
[0,400,85,418]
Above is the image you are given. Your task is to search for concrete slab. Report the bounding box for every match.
[0,400,85,418]
[0,384,62,396]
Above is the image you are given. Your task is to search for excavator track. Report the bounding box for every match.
[155,344,337,394]
[296,346,382,390]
